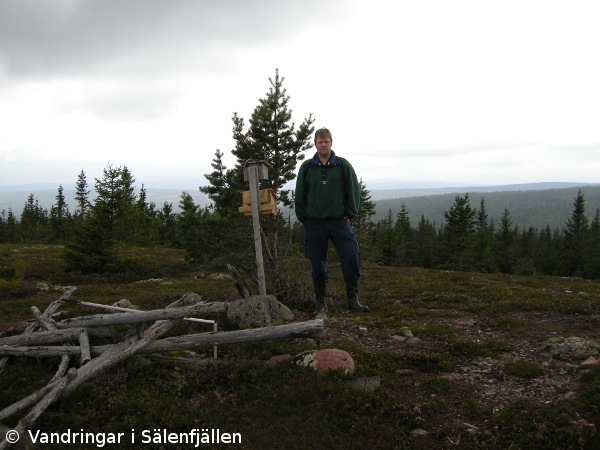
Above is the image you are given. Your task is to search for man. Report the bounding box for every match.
[295,127,369,316]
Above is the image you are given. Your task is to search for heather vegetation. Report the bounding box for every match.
[1,246,599,449]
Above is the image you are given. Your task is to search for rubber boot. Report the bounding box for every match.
[346,280,369,312]
[311,279,328,317]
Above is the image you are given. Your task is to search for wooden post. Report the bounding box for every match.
[245,161,268,295]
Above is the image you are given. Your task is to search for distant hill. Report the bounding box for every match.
[371,185,600,231]
[367,182,599,201]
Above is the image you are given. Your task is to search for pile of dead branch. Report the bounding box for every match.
[0,287,325,448]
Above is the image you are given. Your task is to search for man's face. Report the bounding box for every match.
[316,135,332,160]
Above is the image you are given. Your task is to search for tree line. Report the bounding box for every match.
[1,69,599,284]
[361,191,600,279]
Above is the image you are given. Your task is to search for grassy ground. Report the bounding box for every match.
[1,244,599,449]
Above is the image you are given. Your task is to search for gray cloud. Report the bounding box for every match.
[0,0,349,78]
[60,81,184,121]
[373,142,543,159]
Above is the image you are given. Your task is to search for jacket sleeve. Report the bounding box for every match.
[294,162,308,223]
[342,159,360,219]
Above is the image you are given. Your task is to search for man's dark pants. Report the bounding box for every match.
[303,217,361,283]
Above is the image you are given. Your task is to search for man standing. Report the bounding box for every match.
[295,127,369,316]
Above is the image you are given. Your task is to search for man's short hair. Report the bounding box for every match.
[314,127,333,144]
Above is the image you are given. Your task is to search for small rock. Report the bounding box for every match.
[277,302,295,323]
[293,349,355,375]
[112,299,133,308]
[391,335,407,342]
[397,369,415,376]
[227,295,291,329]
[410,428,429,436]
[580,356,599,367]
[400,326,414,338]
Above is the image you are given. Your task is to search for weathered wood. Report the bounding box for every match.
[0,287,77,375]
[50,354,71,383]
[0,346,77,357]
[0,321,325,357]
[31,306,57,331]
[0,368,76,450]
[0,288,209,428]
[79,328,91,365]
[63,317,179,396]
[142,319,325,353]
[245,163,267,295]
[0,320,326,358]
[227,264,251,299]
[55,301,227,329]
[24,287,77,333]
[0,357,9,376]
[0,327,111,347]
[64,298,141,313]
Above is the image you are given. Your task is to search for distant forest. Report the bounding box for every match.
[1,164,599,283]
[371,186,600,231]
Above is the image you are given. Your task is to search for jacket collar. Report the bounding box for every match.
[311,150,338,166]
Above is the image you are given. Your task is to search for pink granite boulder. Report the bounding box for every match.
[293,349,355,375]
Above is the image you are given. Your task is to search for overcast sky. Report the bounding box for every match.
[1,0,599,191]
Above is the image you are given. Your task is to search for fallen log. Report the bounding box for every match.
[0,287,77,376]
[50,355,71,383]
[141,319,325,353]
[0,293,205,422]
[0,327,111,347]
[55,301,227,328]
[227,264,251,299]
[79,329,91,365]
[0,320,326,358]
[24,287,77,333]
[31,306,57,331]
[62,320,175,396]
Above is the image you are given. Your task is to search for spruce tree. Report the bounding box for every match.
[496,208,518,274]
[351,179,376,263]
[200,149,240,214]
[375,209,400,266]
[199,69,314,278]
[229,69,314,259]
[0,211,6,244]
[6,209,17,243]
[49,185,70,242]
[562,189,589,277]
[415,215,437,268]
[395,204,414,266]
[74,170,90,221]
[20,194,47,243]
[158,201,177,246]
[442,194,476,271]
[92,164,138,242]
[474,198,496,273]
